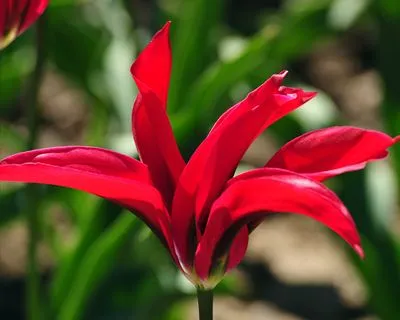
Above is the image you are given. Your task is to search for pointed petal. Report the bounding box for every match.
[131,22,171,105]
[131,22,185,207]
[194,168,363,279]
[266,126,397,181]
[195,79,316,221]
[172,72,315,266]
[0,146,174,251]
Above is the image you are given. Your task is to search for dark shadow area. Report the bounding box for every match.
[0,277,25,320]
[239,260,370,320]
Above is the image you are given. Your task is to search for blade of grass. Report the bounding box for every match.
[340,171,400,320]
[173,5,333,155]
[168,0,224,113]
[24,13,47,320]
[50,200,124,314]
[57,213,140,320]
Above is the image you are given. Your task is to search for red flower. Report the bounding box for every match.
[0,22,398,288]
[0,0,49,49]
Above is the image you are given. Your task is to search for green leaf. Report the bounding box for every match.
[50,200,124,314]
[378,0,400,17]
[173,4,333,155]
[56,213,139,320]
[46,4,110,91]
[340,170,400,320]
[168,0,224,113]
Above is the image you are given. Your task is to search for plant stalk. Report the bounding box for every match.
[25,13,47,320]
[197,288,213,320]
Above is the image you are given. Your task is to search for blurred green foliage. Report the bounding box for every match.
[0,0,400,319]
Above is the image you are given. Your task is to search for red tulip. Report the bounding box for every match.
[0,22,398,288]
[0,0,49,49]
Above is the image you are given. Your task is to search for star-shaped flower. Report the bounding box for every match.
[1,22,398,288]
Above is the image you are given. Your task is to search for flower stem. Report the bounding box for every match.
[26,17,46,150]
[25,14,47,320]
[196,288,213,320]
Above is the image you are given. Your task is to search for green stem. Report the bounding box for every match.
[26,185,41,320]
[27,16,47,150]
[196,288,213,320]
[25,14,47,320]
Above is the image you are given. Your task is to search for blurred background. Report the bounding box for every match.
[1,0,400,319]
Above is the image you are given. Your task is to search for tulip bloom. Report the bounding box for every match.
[0,22,398,288]
[0,0,49,49]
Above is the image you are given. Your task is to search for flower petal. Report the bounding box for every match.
[194,168,363,279]
[131,22,171,105]
[172,72,315,266]
[196,80,316,222]
[0,0,48,37]
[18,0,49,34]
[0,146,174,252]
[266,126,397,181]
[131,22,185,207]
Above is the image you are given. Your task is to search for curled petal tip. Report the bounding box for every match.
[274,70,288,82]
[394,135,400,144]
[354,244,365,259]
[302,91,318,103]
[130,21,172,78]
[161,21,172,32]
[269,70,288,86]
